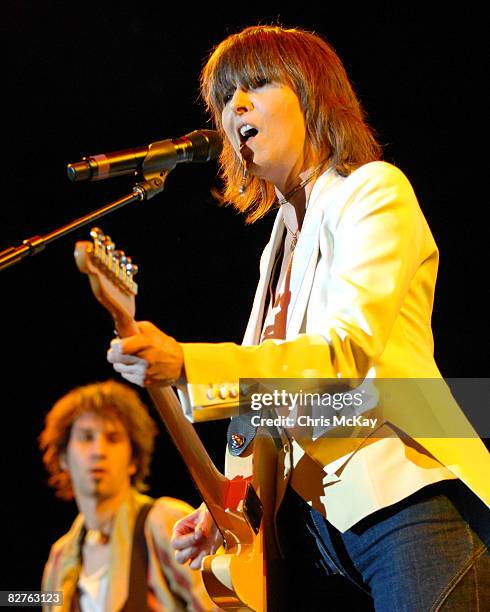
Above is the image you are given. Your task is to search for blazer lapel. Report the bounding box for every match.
[286,167,341,337]
[286,201,323,337]
[244,166,339,343]
[242,208,285,345]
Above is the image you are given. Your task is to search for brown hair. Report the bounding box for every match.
[200,25,382,223]
[39,380,157,500]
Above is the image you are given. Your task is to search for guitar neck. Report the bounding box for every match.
[75,236,267,611]
[116,316,235,530]
[75,237,250,543]
[148,385,232,520]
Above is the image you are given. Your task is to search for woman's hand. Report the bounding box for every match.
[171,504,223,570]
[107,321,184,386]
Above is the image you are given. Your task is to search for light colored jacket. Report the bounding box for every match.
[42,489,217,611]
[177,162,490,528]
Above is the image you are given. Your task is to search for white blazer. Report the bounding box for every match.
[178,162,490,526]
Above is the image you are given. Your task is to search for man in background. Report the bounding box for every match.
[40,379,216,611]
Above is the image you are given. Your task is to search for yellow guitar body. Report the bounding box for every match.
[203,426,278,611]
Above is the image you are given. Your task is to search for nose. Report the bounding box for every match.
[90,433,108,457]
[230,87,253,114]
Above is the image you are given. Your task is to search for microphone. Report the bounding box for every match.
[66,129,222,182]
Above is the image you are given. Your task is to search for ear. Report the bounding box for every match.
[128,462,137,476]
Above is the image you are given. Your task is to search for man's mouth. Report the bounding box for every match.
[89,468,107,477]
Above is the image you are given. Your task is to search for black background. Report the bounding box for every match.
[1,2,487,591]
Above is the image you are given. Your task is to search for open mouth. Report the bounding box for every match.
[239,124,258,144]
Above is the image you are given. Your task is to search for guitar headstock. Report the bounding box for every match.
[74,228,139,336]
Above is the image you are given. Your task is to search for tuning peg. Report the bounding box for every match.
[113,250,127,265]
[90,227,105,243]
[102,235,115,253]
[125,259,138,276]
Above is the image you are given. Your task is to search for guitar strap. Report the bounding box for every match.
[121,501,154,612]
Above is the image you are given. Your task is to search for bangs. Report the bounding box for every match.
[202,28,295,116]
[199,25,382,221]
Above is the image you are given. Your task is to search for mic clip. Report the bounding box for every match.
[133,139,176,201]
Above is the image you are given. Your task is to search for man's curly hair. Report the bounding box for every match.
[39,380,157,500]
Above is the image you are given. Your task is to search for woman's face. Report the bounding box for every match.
[221,81,310,192]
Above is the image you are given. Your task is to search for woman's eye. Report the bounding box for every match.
[223,91,234,104]
[252,78,268,89]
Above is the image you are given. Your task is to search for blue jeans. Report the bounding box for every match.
[276,480,490,611]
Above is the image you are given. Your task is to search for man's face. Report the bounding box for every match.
[62,411,136,501]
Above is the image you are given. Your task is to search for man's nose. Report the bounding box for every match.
[90,434,108,456]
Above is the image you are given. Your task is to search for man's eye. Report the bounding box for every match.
[223,91,234,104]
[107,433,122,443]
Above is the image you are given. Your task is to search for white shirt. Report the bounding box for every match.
[78,564,109,612]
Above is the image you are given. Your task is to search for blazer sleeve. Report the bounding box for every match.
[178,162,428,421]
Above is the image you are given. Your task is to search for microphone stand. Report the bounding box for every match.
[0,162,169,272]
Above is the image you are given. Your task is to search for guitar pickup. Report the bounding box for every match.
[243,482,263,534]
[225,477,263,534]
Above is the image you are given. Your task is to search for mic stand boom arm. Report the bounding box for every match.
[0,153,170,272]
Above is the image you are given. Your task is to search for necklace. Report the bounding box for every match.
[85,529,110,546]
[277,161,327,246]
[282,211,300,249]
[276,161,327,206]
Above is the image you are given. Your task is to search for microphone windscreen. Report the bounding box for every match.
[186,130,223,162]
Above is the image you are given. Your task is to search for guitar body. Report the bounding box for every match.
[202,427,279,611]
[74,230,278,611]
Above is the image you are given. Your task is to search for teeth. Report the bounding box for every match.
[240,124,258,138]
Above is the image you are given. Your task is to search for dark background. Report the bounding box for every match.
[1,2,487,591]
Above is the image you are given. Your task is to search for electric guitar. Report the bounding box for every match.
[74,228,278,611]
